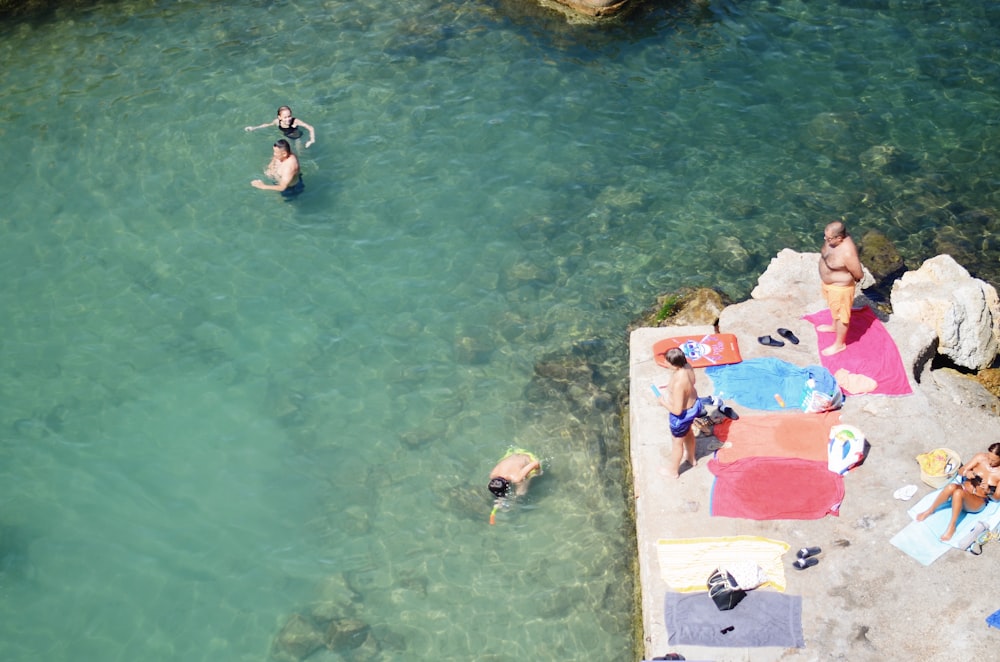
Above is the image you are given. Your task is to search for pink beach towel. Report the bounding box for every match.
[804,306,912,396]
[708,456,845,520]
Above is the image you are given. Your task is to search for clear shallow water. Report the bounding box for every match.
[0,0,998,660]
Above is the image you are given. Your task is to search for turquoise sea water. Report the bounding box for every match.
[1,0,998,660]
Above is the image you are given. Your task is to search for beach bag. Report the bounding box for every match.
[827,424,867,475]
[706,568,747,611]
[955,521,988,552]
[955,520,999,554]
[916,448,960,488]
[801,366,844,413]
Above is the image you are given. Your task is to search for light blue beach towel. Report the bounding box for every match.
[890,482,1000,566]
[705,358,834,412]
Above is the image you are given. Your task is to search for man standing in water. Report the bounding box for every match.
[818,220,864,356]
[251,139,304,198]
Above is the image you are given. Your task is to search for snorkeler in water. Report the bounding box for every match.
[487,449,542,524]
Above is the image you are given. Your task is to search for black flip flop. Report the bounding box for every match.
[758,335,785,347]
[777,328,800,345]
[718,404,740,421]
[796,546,821,559]
[793,556,819,570]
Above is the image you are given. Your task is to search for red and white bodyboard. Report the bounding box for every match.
[653,333,742,369]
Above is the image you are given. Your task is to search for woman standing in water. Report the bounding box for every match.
[245,105,316,148]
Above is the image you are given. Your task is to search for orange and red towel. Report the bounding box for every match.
[712,410,842,464]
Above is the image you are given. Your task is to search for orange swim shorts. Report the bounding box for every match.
[822,283,855,326]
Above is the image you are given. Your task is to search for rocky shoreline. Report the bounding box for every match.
[640,247,1000,405]
[539,0,635,20]
[0,0,641,22]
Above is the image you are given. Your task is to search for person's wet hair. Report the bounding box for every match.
[989,442,1000,456]
[277,105,292,116]
[273,139,292,153]
[488,477,511,498]
[664,347,688,368]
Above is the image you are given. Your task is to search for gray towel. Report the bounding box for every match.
[664,590,804,648]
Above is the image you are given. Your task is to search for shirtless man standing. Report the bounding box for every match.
[657,348,702,479]
[251,139,304,198]
[818,221,864,356]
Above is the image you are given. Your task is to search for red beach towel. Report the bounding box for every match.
[713,411,841,464]
[708,457,844,520]
[804,306,912,396]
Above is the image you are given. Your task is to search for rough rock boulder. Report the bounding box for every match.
[891,255,1000,370]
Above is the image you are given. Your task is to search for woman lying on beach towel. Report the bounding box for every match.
[916,443,1000,541]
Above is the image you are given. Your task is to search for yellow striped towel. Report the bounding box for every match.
[656,535,790,592]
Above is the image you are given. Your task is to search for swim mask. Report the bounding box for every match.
[488,477,511,498]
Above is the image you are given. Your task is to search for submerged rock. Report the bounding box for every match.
[543,0,634,20]
[325,617,371,651]
[453,334,494,365]
[707,235,752,275]
[859,230,905,288]
[399,420,446,450]
[315,574,360,613]
[438,483,490,521]
[859,144,908,176]
[270,613,324,662]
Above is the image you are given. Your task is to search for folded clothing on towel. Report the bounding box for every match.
[656,535,789,592]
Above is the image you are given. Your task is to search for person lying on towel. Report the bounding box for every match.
[916,443,1000,541]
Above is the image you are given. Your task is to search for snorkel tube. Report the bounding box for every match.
[488,477,511,524]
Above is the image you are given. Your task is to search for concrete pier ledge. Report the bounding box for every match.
[629,318,999,660]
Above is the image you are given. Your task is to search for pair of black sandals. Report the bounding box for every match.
[792,546,821,570]
[758,327,799,347]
